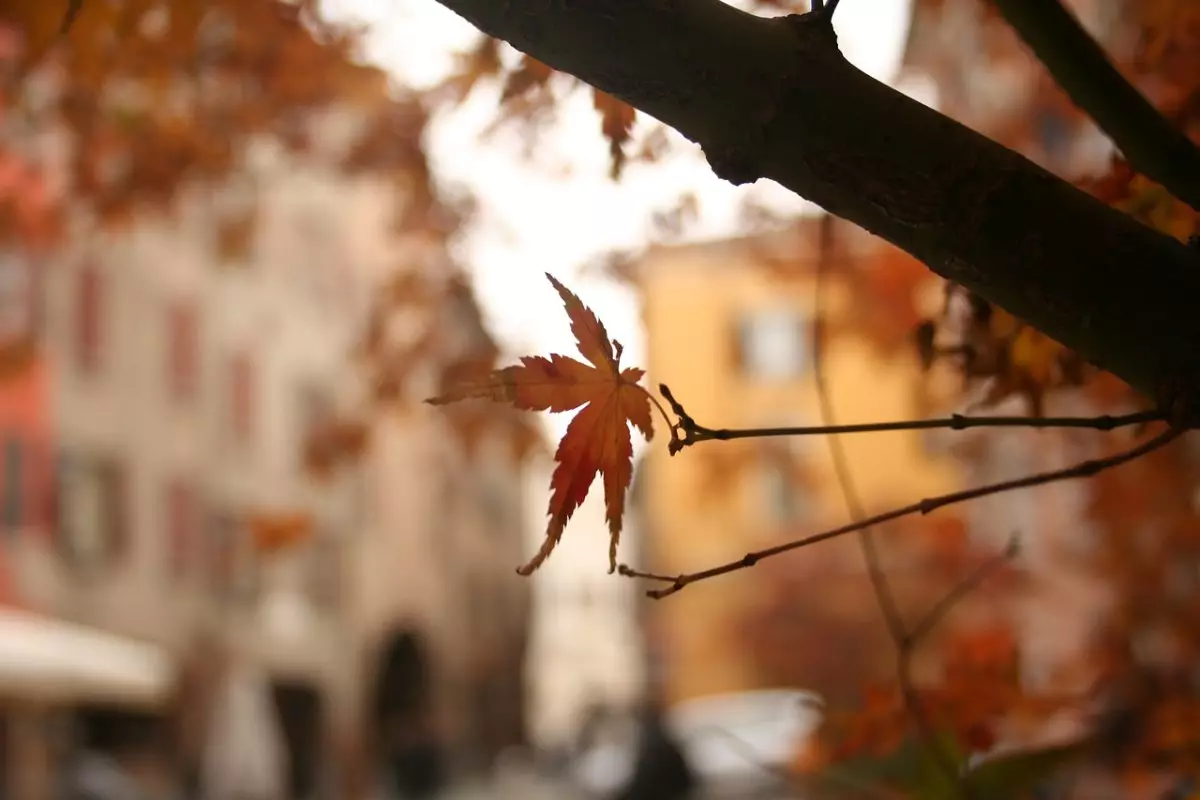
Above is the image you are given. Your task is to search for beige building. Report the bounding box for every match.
[0,112,533,798]
[522,453,647,753]
[630,225,962,708]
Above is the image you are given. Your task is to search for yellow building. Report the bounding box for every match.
[631,222,962,707]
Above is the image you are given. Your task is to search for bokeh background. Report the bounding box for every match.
[0,0,1197,798]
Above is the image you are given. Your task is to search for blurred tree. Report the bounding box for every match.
[0,2,543,491]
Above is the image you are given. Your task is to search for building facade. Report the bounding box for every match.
[630,225,962,709]
[522,455,647,756]
[0,112,534,798]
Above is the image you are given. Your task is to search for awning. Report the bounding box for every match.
[0,608,174,707]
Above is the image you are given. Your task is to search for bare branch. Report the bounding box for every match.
[993,0,1200,211]
[906,533,1020,647]
[809,215,964,792]
[656,382,1162,454]
[621,424,1182,598]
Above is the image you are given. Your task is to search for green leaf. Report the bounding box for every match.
[820,733,965,798]
[957,741,1090,800]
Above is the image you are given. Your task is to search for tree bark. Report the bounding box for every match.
[432,0,1200,418]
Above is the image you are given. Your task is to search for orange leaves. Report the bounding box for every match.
[428,274,654,575]
[916,283,1084,416]
[501,55,554,102]
[593,89,637,179]
[303,418,369,480]
[3,0,429,232]
[437,38,637,179]
[248,510,312,554]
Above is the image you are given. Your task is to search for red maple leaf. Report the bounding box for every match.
[427,273,654,574]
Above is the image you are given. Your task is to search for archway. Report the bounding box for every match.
[271,681,325,799]
[369,629,445,798]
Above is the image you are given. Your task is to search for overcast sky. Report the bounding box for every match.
[321,0,919,439]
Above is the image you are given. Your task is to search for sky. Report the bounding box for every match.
[321,0,918,437]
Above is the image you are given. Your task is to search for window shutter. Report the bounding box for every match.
[1,435,22,533]
[75,263,103,375]
[731,318,749,373]
[167,303,200,401]
[229,352,254,442]
[99,457,128,562]
[50,452,68,554]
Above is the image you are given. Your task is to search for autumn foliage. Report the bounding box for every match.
[5,0,1200,795]
[429,274,654,575]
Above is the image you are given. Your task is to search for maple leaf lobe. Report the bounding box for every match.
[427,274,653,575]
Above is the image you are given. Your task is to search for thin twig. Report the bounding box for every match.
[906,533,1020,647]
[622,424,1181,598]
[656,399,1161,453]
[992,0,1200,211]
[809,215,964,793]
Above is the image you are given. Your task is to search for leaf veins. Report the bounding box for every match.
[427,273,653,574]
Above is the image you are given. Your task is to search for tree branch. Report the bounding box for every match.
[620,424,1182,598]
[992,0,1200,211]
[656,383,1162,452]
[906,533,1019,646]
[430,0,1200,414]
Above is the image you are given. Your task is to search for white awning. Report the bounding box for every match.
[0,608,174,707]
[665,689,823,783]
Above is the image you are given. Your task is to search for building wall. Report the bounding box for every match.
[634,229,961,707]
[0,115,533,793]
[522,454,646,751]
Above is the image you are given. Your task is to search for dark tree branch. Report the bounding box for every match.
[992,0,1200,211]
[656,387,1162,452]
[620,425,1182,598]
[431,0,1200,414]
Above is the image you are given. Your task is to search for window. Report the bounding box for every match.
[74,262,103,375]
[227,352,255,442]
[208,508,258,602]
[733,308,809,380]
[166,302,199,401]
[0,251,35,344]
[57,453,126,570]
[165,479,199,577]
[761,461,807,525]
[1037,109,1073,166]
[1,436,22,533]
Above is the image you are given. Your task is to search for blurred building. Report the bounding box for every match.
[628,224,962,709]
[522,455,647,756]
[0,111,534,798]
